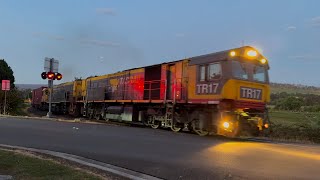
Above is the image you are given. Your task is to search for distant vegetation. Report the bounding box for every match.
[0,59,24,115]
[269,83,320,143]
[271,82,320,95]
[16,84,45,90]
[270,83,320,112]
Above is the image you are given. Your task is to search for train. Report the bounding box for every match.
[32,46,270,137]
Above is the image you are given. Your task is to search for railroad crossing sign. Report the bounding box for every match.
[44,57,59,73]
[43,57,60,118]
[1,80,10,91]
[1,80,10,115]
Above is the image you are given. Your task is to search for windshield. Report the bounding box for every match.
[253,65,266,82]
[232,61,267,83]
[232,61,249,80]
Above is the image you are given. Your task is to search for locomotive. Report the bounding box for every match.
[32,46,270,137]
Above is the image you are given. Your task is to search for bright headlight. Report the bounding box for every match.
[246,50,257,57]
[223,122,230,129]
[260,58,267,64]
[230,51,236,57]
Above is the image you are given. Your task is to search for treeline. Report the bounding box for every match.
[270,92,320,111]
[271,83,320,91]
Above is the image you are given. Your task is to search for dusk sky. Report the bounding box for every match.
[1,0,320,85]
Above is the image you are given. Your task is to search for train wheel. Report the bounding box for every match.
[148,115,160,129]
[95,114,101,121]
[171,122,182,132]
[192,120,209,136]
[89,113,94,120]
[150,121,160,129]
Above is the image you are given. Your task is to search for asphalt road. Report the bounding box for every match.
[0,117,319,180]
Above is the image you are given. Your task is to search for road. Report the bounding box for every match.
[0,117,319,180]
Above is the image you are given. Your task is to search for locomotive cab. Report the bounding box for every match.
[188,46,270,137]
[221,47,270,136]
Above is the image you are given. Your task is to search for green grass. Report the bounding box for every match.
[268,111,320,143]
[270,111,320,126]
[9,103,29,116]
[0,150,101,180]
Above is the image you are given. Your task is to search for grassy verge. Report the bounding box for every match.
[269,111,320,143]
[0,149,102,180]
[9,103,29,116]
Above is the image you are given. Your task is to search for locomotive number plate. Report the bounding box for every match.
[240,87,262,100]
[196,83,219,94]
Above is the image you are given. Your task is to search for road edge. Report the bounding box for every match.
[0,144,162,180]
[0,114,102,124]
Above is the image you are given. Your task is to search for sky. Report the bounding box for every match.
[0,0,320,86]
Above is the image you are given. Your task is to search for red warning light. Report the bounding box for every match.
[47,72,55,80]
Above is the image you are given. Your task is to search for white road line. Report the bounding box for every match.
[0,144,162,180]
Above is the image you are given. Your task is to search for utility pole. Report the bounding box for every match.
[4,90,6,115]
[47,58,53,117]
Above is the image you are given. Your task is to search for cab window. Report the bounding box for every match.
[232,61,248,80]
[253,65,266,82]
[207,63,222,80]
[199,65,206,82]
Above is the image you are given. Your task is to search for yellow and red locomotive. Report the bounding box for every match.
[32,46,270,137]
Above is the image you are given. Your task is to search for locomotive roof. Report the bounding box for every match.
[52,81,73,88]
[125,46,263,68]
[85,46,264,80]
[188,46,266,65]
[69,46,267,83]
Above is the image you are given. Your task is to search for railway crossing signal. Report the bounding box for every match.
[47,72,55,80]
[41,72,47,79]
[56,73,62,80]
[40,72,62,81]
[42,57,62,118]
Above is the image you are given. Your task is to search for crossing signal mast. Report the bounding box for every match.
[41,58,61,118]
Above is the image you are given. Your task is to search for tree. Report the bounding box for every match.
[275,96,303,111]
[0,59,23,115]
[0,59,15,88]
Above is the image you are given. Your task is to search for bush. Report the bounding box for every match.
[275,96,303,111]
[270,122,320,143]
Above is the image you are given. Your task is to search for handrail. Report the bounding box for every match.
[87,78,188,101]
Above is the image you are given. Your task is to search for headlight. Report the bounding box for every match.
[229,51,236,57]
[246,50,257,57]
[260,58,267,64]
[223,122,230,129]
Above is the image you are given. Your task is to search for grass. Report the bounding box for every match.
[0,149,102,180]
[9,103,29,116]
[270,111,320,126]
[268,111,320,143]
